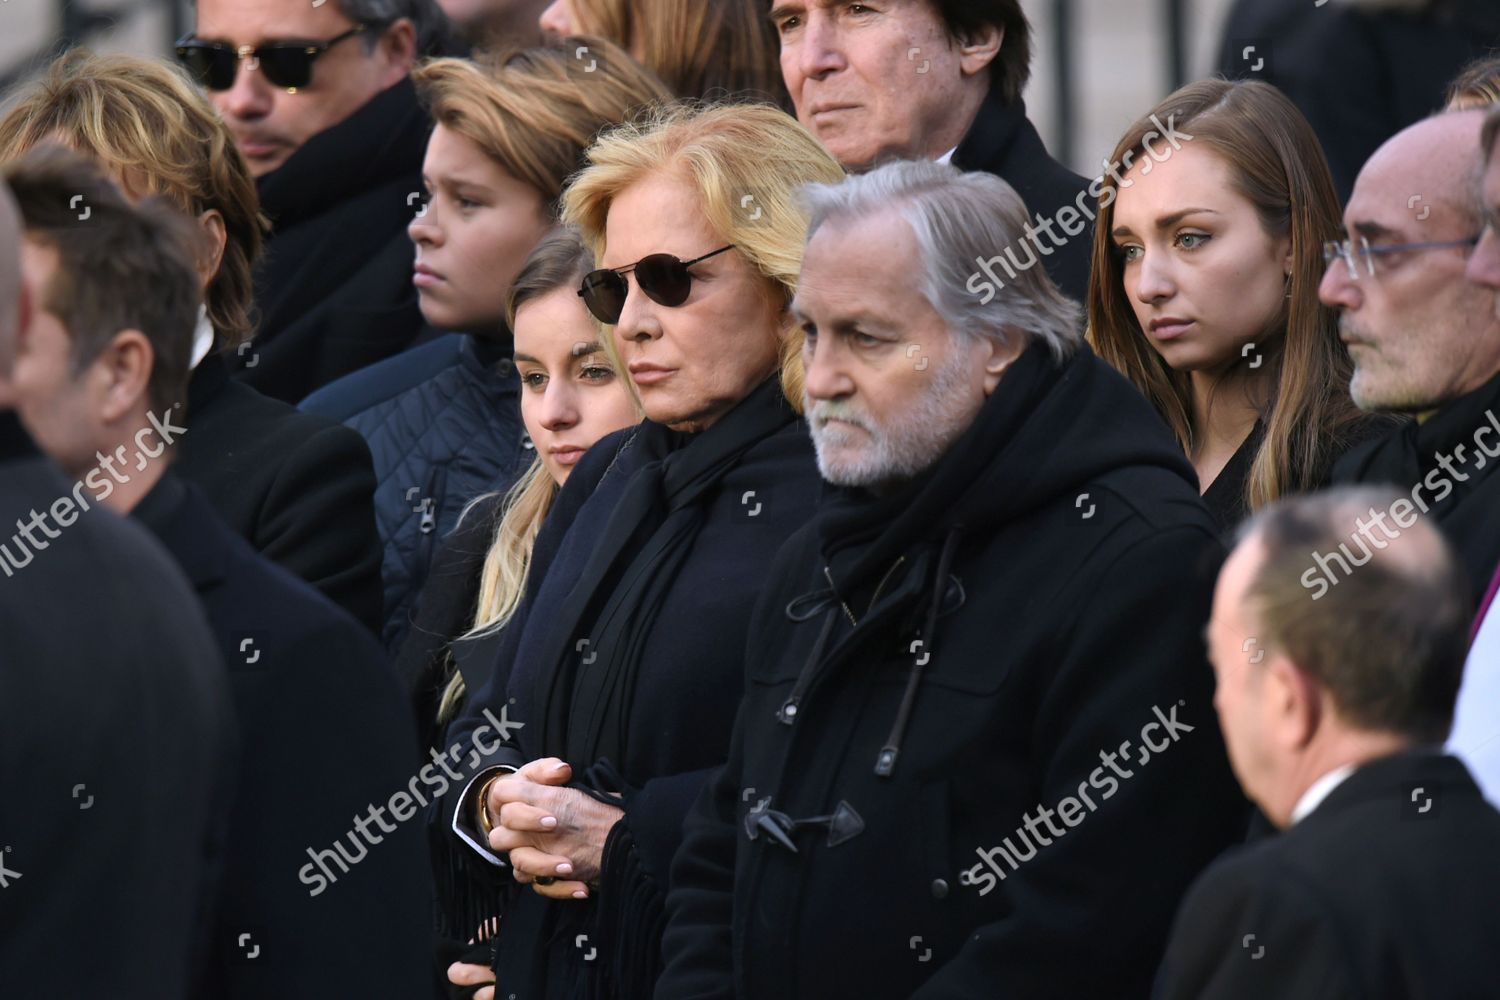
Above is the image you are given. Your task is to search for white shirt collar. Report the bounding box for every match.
[1290,763,1358,825]
[936,147,958,166]
[190,306,214,369]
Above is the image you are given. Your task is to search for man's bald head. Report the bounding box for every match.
[1322,110,1500,413]
[0,181,25,393]
[1357,110,1485,233]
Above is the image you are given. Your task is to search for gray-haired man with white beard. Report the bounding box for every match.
[657,161,1245,1000]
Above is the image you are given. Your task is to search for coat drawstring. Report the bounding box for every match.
[778,600,839,725]
[874,528,963,777]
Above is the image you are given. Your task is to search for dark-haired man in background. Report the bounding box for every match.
[769,0,1091,301]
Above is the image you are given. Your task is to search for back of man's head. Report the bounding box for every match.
[1241,486,1471,744]
[3,145,202,416]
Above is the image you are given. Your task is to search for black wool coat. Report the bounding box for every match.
[658,347,1248,1000]
[131,472,433,999]
[176,356,384,633]
[952,85,1092,304]
[0,412,236,998]
[237,78,430,404]
[1333,366,1500,607]
[1155,751,1500,1000]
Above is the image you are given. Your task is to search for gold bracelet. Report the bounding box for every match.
[476,774,503,837]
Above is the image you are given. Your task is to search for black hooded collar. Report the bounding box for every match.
[815,344,1198,597]
[0,409,39,464]
[256,76,428,231]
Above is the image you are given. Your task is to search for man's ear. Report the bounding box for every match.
[380,19,419,85]
[1266,654,1323,752]
[956,24,1003,79]
[979,329,1025,395]
[95,329,155,426]
[196,209,227,294]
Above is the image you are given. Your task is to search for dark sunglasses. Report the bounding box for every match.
[578,245,735,324]
[175,25,366,92]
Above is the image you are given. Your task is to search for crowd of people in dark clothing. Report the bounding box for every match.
[2,0,1500,997]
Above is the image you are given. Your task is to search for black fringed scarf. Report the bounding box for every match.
[531,378,798,766]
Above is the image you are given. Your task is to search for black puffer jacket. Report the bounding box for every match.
[659,345,1248,1000]
[302,333,529,652]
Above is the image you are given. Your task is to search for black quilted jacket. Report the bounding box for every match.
[301,332,530,652]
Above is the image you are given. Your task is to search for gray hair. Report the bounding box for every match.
[799,160,1083,362]
[336,0,439,50]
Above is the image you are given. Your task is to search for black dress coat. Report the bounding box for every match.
[438,380,823,999]
[1155,751,1500,999]
[1333,367,1500,606]
[236,78,430,404]
[952,84,1092,304]
[657,346,1248,1000]
[0,411,236,998]
[176,355,384,633]
[131,471,433,999]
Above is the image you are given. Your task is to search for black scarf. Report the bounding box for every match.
[535,378,798,766]
[814,344,1188,594]
[255,77,427,233]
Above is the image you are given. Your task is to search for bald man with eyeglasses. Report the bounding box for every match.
[1319,109,1500,610]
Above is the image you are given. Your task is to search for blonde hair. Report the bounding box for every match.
[561,102,845,411]
[435,227,640,724]
[436,457,557,724]
[0,49,265,351]
[415,37,673,215]
[1446,56,1500,111]
[570,0,787,108]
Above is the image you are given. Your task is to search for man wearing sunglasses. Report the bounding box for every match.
[181,0,431,403]
[1320,109,1500,611]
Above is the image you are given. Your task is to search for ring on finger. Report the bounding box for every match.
[534,875,556,886]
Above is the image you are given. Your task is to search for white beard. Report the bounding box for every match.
[805,349,978,489]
